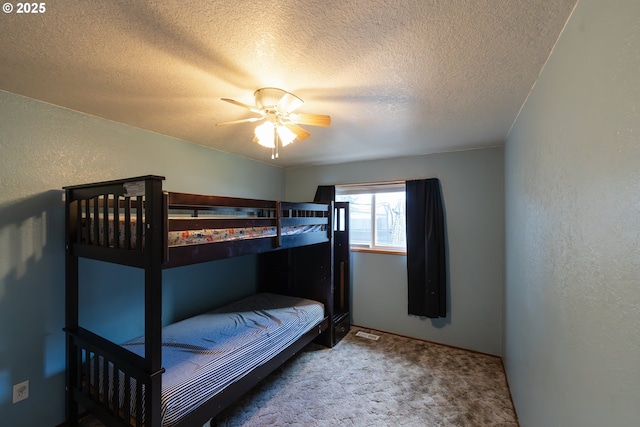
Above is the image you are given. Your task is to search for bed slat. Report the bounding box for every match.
[136,196,143,250]
[66,327,161,427]
[102,196,109,247]
[276,201,282,247]
[136,380,144,427]
[114,196,120,249]
[123,372,132,425]
[92,198,99,245]
[124,197,132,250]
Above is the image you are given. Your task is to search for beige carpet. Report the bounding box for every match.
[214,326,518,427]
[80,326,518,426]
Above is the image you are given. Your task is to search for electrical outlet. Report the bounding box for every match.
[13,380,29,403]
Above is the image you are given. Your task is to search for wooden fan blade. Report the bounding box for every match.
[216,117,264,126]
[284,123,311,141]
[277,92,304,113]
[289,113,331,127]
[221,98,261,113]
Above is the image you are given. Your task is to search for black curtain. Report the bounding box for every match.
[313,185,335,203]
[406,178,447,318]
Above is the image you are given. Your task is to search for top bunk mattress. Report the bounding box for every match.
[87,216,325,248]
[120,293,324,426]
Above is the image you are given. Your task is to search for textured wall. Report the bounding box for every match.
[504,0,640,425]
[0,91,284,426]
[286,147,504,355]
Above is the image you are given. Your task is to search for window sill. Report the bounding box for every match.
[350,247,407,256]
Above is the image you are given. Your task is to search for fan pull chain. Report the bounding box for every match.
[271,126,280,159]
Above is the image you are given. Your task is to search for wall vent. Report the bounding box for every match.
[355,331,380,341]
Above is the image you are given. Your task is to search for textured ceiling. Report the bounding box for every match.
[0,0,576,167]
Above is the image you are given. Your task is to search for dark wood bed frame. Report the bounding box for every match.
[63,175,348,427]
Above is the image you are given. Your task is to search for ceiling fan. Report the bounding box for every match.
[216,88,331,159]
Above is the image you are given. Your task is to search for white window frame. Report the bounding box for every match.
[336,181,406,255]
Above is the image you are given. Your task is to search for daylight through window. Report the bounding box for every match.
[336,182,406,253]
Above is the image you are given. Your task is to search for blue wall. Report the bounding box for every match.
[77,256,259,344]
[0,91,284,426]
[504,0,640,425]
[286,147,505,356]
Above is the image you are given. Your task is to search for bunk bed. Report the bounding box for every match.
[64,175,345,427]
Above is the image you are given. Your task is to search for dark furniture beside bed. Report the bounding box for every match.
[331,201,351,345]
[63,175,349,427]
[259,200,350,347]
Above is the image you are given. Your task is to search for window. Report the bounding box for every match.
[336,182,406,254]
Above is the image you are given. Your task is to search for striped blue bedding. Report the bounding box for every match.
[120,293,324,426]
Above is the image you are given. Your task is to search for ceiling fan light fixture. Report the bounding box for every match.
[254,121,275,148]
[254,88,303,113]
[277,125,297,146]
[219,87,330,159]
[277,92,304,114]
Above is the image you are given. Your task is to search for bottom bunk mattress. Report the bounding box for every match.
[115,293,324,426]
